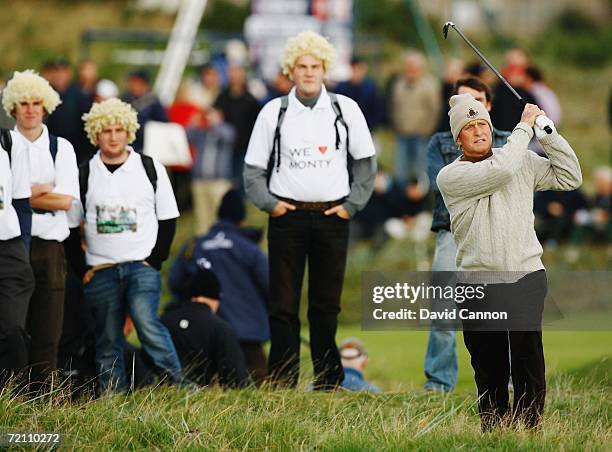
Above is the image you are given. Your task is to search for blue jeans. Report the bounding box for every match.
[84,262,184,393]
[394,135,429,188]
[424,230,458,392]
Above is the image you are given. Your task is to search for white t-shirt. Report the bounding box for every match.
[67,149,180,266]
[0,131,31,240]
[16,125,79,242]
[244,86,376,202]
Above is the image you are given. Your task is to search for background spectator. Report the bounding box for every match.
[490,48,537,132]
[121,69,168,153]
[214,64,260,189]
[388,50,441,188]
[161,268,251,388]
[338,337,380,393]
[335,56,385,132]
[169,189,270,383]
[43,58,95,163]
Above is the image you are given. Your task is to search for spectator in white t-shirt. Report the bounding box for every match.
[244,31,377,389]
[65,98,188,393]
[2,70,79,390]
[0,130,35,389]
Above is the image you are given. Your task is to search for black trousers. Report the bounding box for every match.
[462,271,547,431]
[0,238,35,388]
[27,238,66,383]
[267,210,349,389]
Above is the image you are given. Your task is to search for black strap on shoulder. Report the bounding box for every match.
[328,93,353,184]
[141,154,158,192]
[49,134,58,163]
[78,159,91,212]
[267,96,289,186]
[328,93,349,153]
[0,129,12,165]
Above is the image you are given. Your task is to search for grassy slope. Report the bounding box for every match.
[0,357,609,450]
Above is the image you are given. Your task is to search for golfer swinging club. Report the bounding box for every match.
[437,94,581,430]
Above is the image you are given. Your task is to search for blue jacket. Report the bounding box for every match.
[341,367,381,393]
[335,78,384,130]
[169,221,270,342]
[427,128,511,232]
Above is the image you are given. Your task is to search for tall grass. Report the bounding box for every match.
[1,365,609,450]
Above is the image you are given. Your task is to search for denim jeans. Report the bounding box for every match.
[84,261,183,393]
[394,135,429,188]
[423,230,458,392]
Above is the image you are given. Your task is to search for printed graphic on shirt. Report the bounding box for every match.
[96,205,137,234]
[287,147,332,170]
[0,185,4,211]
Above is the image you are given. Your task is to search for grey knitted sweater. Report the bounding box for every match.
[437,122,582,282]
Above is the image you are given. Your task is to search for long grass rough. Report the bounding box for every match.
[1,360,610,451]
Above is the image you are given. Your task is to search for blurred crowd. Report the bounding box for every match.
[1,44,606,253]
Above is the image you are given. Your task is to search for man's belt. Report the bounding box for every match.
[277,196,345,211]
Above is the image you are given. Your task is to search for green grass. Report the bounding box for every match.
[1,331,610,450]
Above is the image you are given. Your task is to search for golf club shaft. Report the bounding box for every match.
[448,24,525,105]
[444,22,552,133]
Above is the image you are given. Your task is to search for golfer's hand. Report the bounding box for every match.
[534,114,556,139]
[520,103,544,127]
[324,205,351,220]
[270,201,296,218]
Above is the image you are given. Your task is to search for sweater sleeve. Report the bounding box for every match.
[343,156,377,216]
[437,123,532,207]
[64,226,87,279]
[529,131,582,191]
[243,163,279,213]
[12,197,32,250]
[145,218,176,270]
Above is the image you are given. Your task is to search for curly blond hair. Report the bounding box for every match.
[281,31,336,76]
[82,98,140,146]
[2,70,61,116]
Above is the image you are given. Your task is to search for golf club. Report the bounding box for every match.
[443,21,552,134]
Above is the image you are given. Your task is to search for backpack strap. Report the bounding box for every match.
[328,93,349,153]
[78,159,91,212]
[141,154,158,192]
[328,93,353,184]
[49,134,58,163]
[0,129,12,166]
[266,95,289,186]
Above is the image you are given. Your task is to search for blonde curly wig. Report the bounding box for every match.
[2,69,61,116]
[82,98,140,146]
[281,30,336,76]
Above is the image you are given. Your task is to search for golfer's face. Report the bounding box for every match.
[97,123,129,157]
[458,120,492,158]
[290,54,325,98]
[14,99,45,130]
